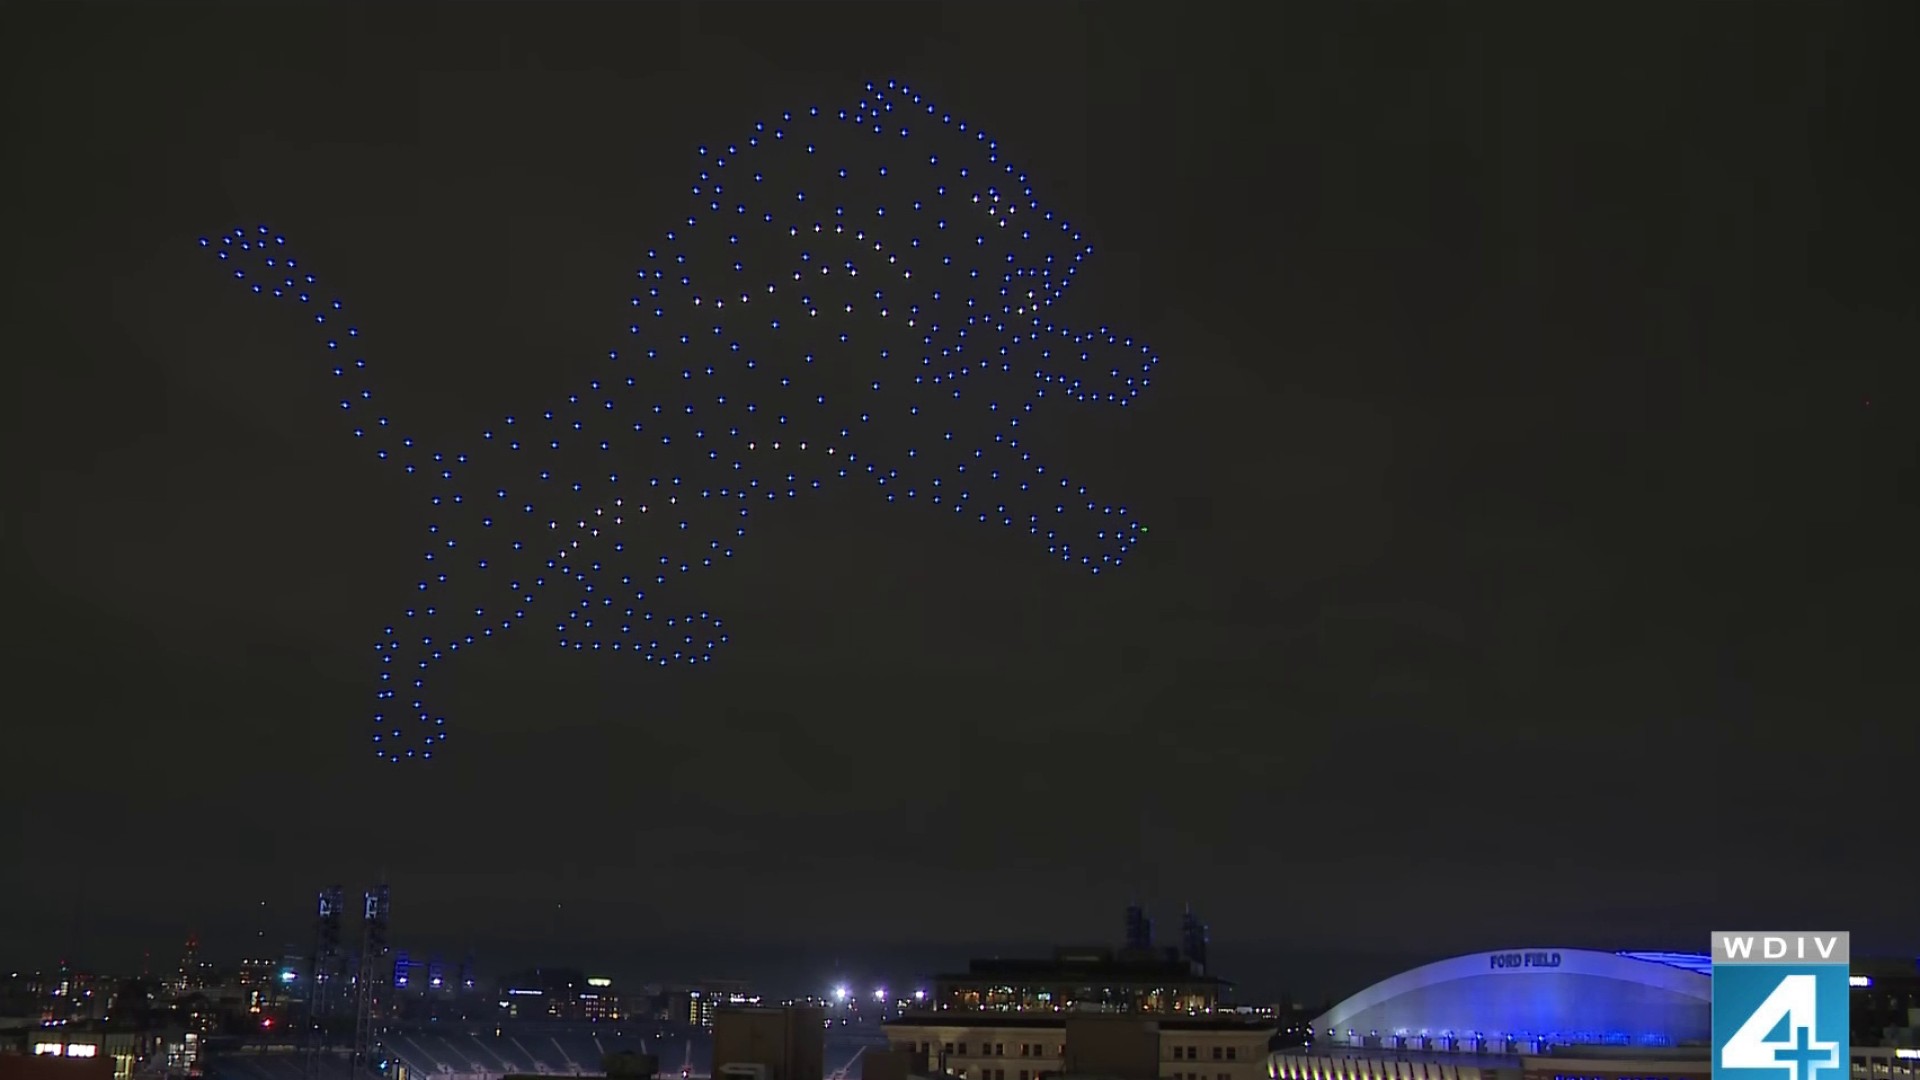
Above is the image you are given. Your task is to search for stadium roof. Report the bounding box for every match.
[1615,952,1714,977]
[1313,947,1712,1047]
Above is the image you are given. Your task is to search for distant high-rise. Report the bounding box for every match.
[1124,904,1154,951]
[1179,907,1209,973]
[176,933,202,993]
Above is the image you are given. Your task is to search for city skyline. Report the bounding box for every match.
[6,0,1918,992]
[0,889,1904,1010]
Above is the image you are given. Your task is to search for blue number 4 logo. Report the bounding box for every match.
[1723,975,1841,1080]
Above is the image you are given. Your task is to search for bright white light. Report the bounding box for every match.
[913,990,926,1001]
[873,988,887,1002]
[832,986,848,1002]
[66,1046,98,1059]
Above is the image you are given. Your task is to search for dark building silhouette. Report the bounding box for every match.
[712,1005,825,1080]
[603,1052,660,1078]
[1061,1014,1163,1080]
[931,946,1224,1013]
[1179,907,1209,973]
[859,1045,927,1080]
[1852,956,1920,1046]
[1124,904,1154,952]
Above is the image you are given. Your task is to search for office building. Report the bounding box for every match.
[884,1013,1274,1080]
[1127,906,1156,953]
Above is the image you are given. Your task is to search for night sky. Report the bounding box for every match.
[5,2,1917,999]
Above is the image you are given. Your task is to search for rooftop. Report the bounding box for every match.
[1614,952,1713,977]
[938,948,1226,987]
[886,1013,1275,1031]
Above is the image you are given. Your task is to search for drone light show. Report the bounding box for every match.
[200,79,1161,763]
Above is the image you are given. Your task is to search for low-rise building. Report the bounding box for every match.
[884,1013,1275,1080]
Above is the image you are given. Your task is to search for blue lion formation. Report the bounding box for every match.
[201,79,1160,763]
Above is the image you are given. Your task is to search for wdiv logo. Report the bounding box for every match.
[1714,931,1851,1080]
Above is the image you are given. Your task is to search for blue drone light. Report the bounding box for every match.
[199,79,1161,763]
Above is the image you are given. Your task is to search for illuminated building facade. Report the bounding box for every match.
[26,967,112,1025]
[932,947,1227,1014]
[581,977,621,1022]
[165,1030,202,1077]
[495,969,625,1022]
[236,958,276,991]
[31,1029,163,1080]
[5,1051,115,1080]
[667,982,759,1029]
[175,936,206,994]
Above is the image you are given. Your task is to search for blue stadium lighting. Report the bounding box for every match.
[197,79,1160,764]
[1306,948,1714,1056]
[1616,951,1715,977]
